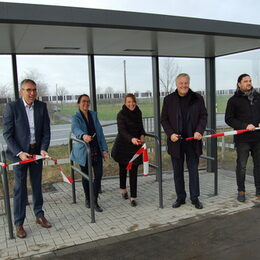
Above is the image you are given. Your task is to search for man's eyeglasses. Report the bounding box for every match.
[22,88,37,93]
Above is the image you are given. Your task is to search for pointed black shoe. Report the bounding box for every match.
[172,200,185,208]
[131,200,137,207]
[192,199,203,209]
[122,192,129,200]
[94,201,103,212]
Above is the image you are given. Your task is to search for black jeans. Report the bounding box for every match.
[119,163,138,198]
[171,142,200,202]
[80,154,103,200]
[236,142,260,192]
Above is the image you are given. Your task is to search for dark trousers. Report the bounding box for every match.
[236,142,260,192]
[119,163,138,198]
[80,154,103,201]
[171,142,200,202]
[13,148,44,226]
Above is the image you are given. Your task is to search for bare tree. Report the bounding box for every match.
[0,83,12,99]
[56,86,68,105]
[22,69,49,97]
[0,83,13,128]
[105,86,114,94]
[160,58,180,94]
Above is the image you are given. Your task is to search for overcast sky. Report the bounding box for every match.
[0,0,260,95]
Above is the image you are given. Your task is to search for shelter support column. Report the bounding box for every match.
[88,54,97,112]
[205,58,218,194]
[152,56,163,208]
[11,54,19,100]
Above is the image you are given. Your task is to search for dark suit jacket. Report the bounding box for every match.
[3,98,50,162]
[161,90,207,158]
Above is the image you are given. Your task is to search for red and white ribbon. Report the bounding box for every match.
[0,154,73,184]
[126,143,149,176]
[185,127,260,141]
[45,155,74,184]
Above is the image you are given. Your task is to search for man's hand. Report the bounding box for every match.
[246,124,255,131]
[19,152,32,161]
[83,134,92,143]
[170,133,180,142]
[40,150,49,157]
[131,138,140,145]
[103,151,109,160]
[194,132,202,140]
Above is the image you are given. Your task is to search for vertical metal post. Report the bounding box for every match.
[152,56,163,208]
[11,54,19,100]
[123,60,127,94]
[1,151,14,239]
[87,145,95,223]
[205,58,218,195]
[88,55,97,112]
[69,137,76,203]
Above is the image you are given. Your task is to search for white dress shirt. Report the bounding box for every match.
[22,98,36,144]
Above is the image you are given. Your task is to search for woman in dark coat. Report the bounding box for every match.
[112,94,145,206]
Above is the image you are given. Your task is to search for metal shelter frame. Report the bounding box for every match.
[0,1,260,236]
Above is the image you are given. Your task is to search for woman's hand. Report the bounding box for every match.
[140,135,145,143]
[82,134,92,143]
[131,138,141,145]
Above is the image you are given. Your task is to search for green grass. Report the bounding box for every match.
[216,95,231,113]
[52,99,155,122]
[51,95,231,123]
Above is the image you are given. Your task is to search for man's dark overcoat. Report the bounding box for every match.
[161,89,207,158]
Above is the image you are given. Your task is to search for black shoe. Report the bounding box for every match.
[131,200,137,207]
[85,200,90,208]
[122,192,129,200]
[172,200,185,208]
[94,202,103,212]
[192,199,203,209]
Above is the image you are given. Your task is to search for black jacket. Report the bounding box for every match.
[161,89,207,158]
[111,105,146,165]
[225,89,260,143]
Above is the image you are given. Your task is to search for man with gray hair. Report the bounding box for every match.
[161,73,207,209]
[3,79,51,238]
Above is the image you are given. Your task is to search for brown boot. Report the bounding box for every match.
[16,225,26,238]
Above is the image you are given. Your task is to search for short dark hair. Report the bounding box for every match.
[237,74,250,85]
[124,93,136,103]
[77,94,90,104]
[20,79,36,89]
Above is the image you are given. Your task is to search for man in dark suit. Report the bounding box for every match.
[161,73,207,209]
[3,79,51,238]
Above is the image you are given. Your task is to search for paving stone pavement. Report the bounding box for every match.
[0,169,259,259]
